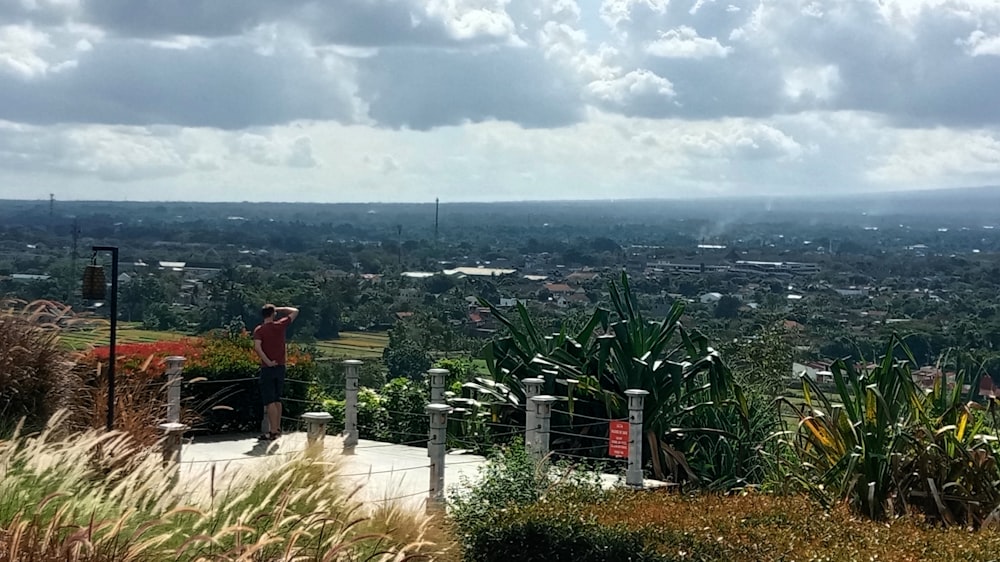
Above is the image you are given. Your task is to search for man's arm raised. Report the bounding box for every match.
[277,306,299,323]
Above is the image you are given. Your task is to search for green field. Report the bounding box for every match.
[312,331,389,359]
[59,324,186,351]
[58,324,389,360]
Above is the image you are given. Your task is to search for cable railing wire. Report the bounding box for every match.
[548,451,628,463]
[549,410,625,423]
[340,465,431,478]
[550,430,611,442]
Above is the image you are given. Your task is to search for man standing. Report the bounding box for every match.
[253,303,298,440]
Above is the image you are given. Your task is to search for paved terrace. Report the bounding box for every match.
[177,432,663,510]
[178,432,486,510]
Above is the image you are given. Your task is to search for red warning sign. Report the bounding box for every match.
[608,420,629,459]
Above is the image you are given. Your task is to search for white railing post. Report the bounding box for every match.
[302,412,333,449]
[522,378,544,450]
[165,356,185,423]
[625,389,649,488]
[428,368,448,404]
[158,356,188,470]
[426,403,453,508]
[343,359,362,455]
[531,395,556,459]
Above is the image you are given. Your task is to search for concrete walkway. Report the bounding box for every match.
[177,432,667,511]
[178,432,486,510]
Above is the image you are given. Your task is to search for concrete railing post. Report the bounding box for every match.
[158,356,188,470]
[531,395,556,459]
[343,359,362,455]
[426,403,453,507]
[625,389,649,488]
[428,368,448,404]
[165,356,185,424]
[522,378,544,450]
[302,412,333,449]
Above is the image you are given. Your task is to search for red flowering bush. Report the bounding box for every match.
[73,332,318,440]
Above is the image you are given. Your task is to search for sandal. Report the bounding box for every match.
[258,433,275,441]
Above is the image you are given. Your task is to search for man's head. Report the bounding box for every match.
[262,304,276,321]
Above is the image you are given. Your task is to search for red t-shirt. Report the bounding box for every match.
[253,317,290,365]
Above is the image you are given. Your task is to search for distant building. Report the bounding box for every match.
[699,292,723,304]
[545,283,575,295]
[10,274,51,282]
[443,266,517,277]
[734,260,820,274]
[402,271,436,279]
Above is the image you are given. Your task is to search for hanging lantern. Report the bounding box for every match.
[82,255,107,300]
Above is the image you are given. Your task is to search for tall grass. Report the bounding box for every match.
[0,299,85,431]
[0,412,452,561]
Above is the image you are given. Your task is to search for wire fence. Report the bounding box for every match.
[167,368,639,477]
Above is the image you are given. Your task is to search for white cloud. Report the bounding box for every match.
[587,69,675,110]
[960,29,1000,56]
[0,24,52,78]
[1,0,1000,202]
[646,26,732,59]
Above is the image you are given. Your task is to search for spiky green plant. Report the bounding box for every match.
[779,336,1000,524]
[478,271,740,483]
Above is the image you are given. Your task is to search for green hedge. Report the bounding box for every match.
[464,513,664,562]
[182,334,319,433]
[459,489,1000,562]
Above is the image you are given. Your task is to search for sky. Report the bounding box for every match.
[1,0,999,203]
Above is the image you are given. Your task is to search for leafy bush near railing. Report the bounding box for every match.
[79,332,319,435]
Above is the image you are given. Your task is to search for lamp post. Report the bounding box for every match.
[82,246,119,431]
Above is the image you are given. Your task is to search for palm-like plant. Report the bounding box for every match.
[781,341,915,519]
[476,271,738,482]
[780,336,1000,524]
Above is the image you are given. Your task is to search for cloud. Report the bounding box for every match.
[645,26,732,59]
[0,120,220,181]
[2,0,1000,202]
[0,27,365,129]
[358,45,583,130]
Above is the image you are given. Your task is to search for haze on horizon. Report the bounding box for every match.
[1,0,999,204]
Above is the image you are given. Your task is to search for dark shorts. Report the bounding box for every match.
[260,364,286,405]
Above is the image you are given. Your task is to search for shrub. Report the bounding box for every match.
[449,439,605,558]
[331,379,429,444]
[182,332,317,433]
[462,488,1000,562]
[383,336,431,381]
[464,514,662,562]
[779,336,1000,525]
[79,333,319,435]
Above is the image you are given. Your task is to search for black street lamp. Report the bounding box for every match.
[82,246,119,431]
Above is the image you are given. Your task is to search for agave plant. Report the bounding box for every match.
[780,336,1000,524]
[899,365,1000,526]
[477,271,739,483]
[780,342,915,519]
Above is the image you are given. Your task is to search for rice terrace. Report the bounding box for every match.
[59,322,389,359]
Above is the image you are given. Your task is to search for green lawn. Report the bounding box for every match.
[57,324,389,360]
[313,331,389,359]
[59,324,186,351]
